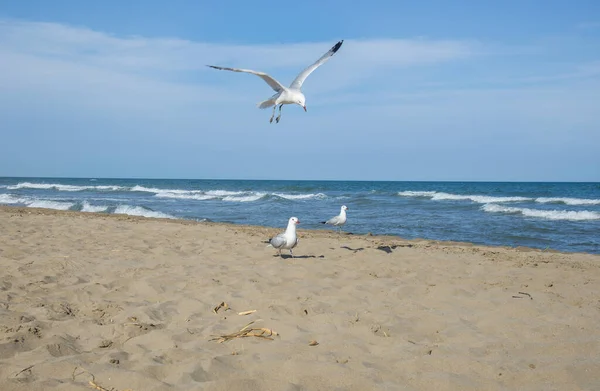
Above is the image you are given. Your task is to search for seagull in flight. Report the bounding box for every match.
[207,40,344,123]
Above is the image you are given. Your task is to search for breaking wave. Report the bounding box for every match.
[27,200,75,210]
[535,197,600,206]
[398,191,530,204]
[273,192,327,200]
[113,205,175,219]
[482,204,600,221]
[81,201,109,213]
[0,194,174,219]
[6,182,329,203]
[8,182,125,192]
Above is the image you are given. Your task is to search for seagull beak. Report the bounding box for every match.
[303,105,307,112]
[297,219,300,224]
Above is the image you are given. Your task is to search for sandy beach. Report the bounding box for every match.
[0,206,599,390]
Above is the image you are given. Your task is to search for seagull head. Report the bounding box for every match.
[289,217,300,226]
[341,205,348,212]
[296,94,307,112]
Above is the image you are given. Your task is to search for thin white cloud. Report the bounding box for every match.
[0,19,475,79]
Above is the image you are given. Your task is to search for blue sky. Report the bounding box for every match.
[1,1,599,181]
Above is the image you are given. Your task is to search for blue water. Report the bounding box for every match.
[1,177,599,254]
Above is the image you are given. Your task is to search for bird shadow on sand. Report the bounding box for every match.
[274,254,324,259]
[376,244,414,253]
[377,245,396,254]
[340,246,364,253]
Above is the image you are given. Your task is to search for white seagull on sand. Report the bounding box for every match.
[267,217,300,257]
[321,205,348,233]
[207,40,344,123]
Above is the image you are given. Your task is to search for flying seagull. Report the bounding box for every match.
[207,40,344,123]
[321,205,348,233]
[266,217,300,257]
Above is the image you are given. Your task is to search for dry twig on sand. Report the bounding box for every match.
[512,291,533,300]
[209,320,278,343]
[213,302,230,314]
[72,366,134,391]
[14,364,35,378]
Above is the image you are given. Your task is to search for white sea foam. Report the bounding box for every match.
[27,200,75,210]
[536,197,600,206]
[114,205,175,219]
[1,194,74,210]
[131,185,204,195]
[398,190,530,204]
[131,185,161,193]
[397,191,437,197]
[6,182,332,205]
[0,194,28,204]
[482,204,600,221]
[154,189,257,201]
[273,192,327,200]
[8,182,124,192]
[204,190,247,197]
[132,186,249,200]
[81,201,108,213]
[431,192,531,203]
[156,190,323,202]
[1,191,171,217]
[155,193,218,201]
[223,193,267,202]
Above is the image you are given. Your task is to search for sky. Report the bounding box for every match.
[1,1,599,181]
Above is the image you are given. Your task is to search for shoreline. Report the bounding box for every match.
[0,205,594,256]
[1,204,599,390]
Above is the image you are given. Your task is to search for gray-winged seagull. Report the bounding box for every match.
[267,217,300,257]
[207,40,344,123]
[321,205,348,233]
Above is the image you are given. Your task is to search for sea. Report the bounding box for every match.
[1,177,599,254]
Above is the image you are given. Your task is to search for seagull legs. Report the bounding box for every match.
[269,105,277,123]
[275,105,283,123]
[289,248,294,258]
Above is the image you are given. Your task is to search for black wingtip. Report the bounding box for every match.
[331,40,344,54]
[320,221,326,224]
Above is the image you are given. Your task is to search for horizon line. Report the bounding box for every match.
[1,175,598,184]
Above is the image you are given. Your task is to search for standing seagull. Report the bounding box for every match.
[207,40,344,123]
[321,205,348,233]
[267,217,300,257]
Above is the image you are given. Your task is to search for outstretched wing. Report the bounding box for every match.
[207,65,285,92]
[289,40,344,90]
